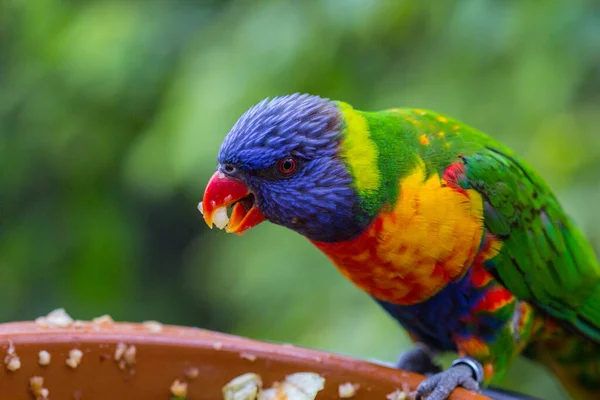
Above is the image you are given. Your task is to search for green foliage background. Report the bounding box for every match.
[1,1,599,399]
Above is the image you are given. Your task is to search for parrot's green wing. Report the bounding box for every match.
[455,147,600,343]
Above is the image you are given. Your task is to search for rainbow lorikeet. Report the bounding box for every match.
[199,94,600,400]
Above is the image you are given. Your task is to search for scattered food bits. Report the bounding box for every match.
[143,320,164,333]
[386,389,408,400]
[170,379,188,398]
[338,382,360,398]
[29,376,50,399]
[92,314,114,325]
[212,341,224,350]
[4,340,21,372]
[35,308,74,328]
[38,350,51,366]
[223,372,325,400]
[66,349,83,369]
[240,352,257,362]
[114,342,136,369]
[184,366,200,380]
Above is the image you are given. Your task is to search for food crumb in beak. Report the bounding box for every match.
[197,201,204,215]
[213,206,230,230]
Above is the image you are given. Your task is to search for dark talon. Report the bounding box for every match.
[395,343,442,375]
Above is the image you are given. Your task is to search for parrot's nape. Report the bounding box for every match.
[200,94,600,400]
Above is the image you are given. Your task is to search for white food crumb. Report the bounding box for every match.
[198,201,204,215]
[30,376,49,399]
[212,341,223,350]
[92,314,114,325]
[258,388,277,400]
[124,344,136,365]
[240,352,257,362]
[35,308,74,328]
[4,340,21,372]
[338,382,359,398]
[170,379,188,397]
[38,350,51,366]
[258,382,313,400]
[142,320,163,333]
[213,206,229,229]
[184,366,200,380]
[284,373,325,398]
[66,348,83,369]
[386,389,407,400]
[114,342,127,361]
[223,373,263,400]
[73,320,86,329]
[6,355,21,371]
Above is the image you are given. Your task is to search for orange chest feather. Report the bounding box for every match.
[311,165,487,305]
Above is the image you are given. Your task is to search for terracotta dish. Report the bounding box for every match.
[0,320,488,399]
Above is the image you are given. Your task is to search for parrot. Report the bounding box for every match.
[199,93,600,400]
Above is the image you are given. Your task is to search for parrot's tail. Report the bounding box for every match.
[526,317,600,400]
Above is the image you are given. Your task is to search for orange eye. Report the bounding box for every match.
[278,157,297,175]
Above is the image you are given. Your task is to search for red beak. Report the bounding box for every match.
[199,171,266,234]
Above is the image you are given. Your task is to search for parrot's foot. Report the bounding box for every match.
[395,343,442,375]
[415,358,483,400]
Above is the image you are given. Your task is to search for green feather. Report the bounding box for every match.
[456,146,600,342]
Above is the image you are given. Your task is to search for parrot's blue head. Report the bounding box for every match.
[201,93,370,242]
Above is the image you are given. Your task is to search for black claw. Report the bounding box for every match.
[395,344,442,375]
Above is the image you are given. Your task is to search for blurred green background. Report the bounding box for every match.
[1,1,599,399]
